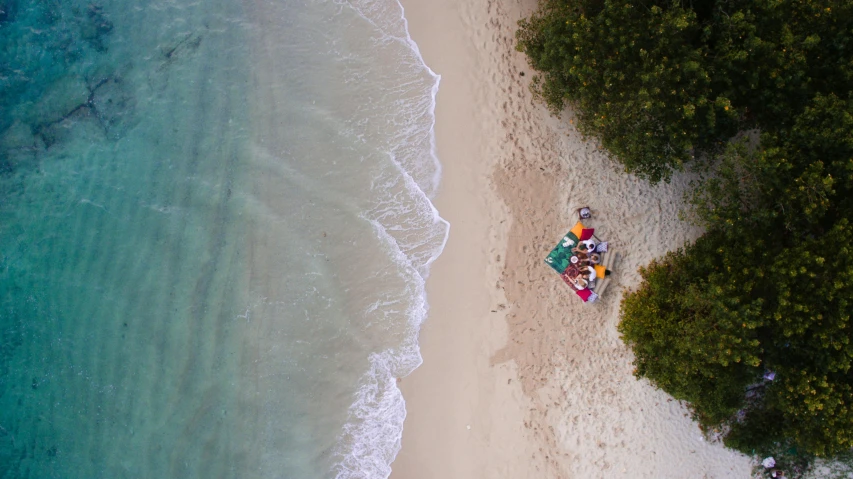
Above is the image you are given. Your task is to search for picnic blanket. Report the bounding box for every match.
[545,221,594,272]
[544,221,609,303]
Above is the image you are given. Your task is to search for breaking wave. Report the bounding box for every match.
[331,0,448,477]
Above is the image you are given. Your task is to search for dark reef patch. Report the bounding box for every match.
[91,75,137,139]
[0,0,17,23]
[30,72,137,148]
[0,0,132,178]
[159,31,203,69]
[79,4,113,52]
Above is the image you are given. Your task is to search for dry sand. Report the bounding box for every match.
[392,0,756,477]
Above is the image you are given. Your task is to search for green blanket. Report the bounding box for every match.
[545,231,579,273]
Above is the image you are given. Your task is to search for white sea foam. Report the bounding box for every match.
[332,1,448,478]
[333,215,432,479]
[340,0,443,198]
[334,352,409,479]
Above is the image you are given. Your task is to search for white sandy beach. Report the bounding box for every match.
[392,0,756,477]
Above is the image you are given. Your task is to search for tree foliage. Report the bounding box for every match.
[620,95,853,457]
[517,0,853,181]
[618,235,764,427]
[518,0,853,461]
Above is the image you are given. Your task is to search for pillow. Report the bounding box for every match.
[569,221,586,238]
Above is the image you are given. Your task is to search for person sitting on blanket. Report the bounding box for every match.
[571,276,588,290]
[581,264,611,281]
[571,247,591,266]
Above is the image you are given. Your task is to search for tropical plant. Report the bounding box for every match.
[620,94,853,457]
[516,0,853,181]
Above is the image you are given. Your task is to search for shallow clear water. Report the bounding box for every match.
[0,0,446,478]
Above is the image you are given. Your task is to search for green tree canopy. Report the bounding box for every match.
[619,94,853,457]
[517,0,853,181]
[517,0,853,464]
[518,0,853,460]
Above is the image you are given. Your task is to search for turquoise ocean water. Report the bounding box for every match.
[0,0,447,477]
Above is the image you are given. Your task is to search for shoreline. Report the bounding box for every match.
[393,0,755,477]
[241,0,452,474]
[392,0,555,476]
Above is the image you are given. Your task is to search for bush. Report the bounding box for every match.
[517,0,853,181]
[618,236,763,427]
[518,0,853,461]
[620,95,853,457]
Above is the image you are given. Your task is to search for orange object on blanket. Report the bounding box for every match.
[569,221,584,237]
[569,221,595,241]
